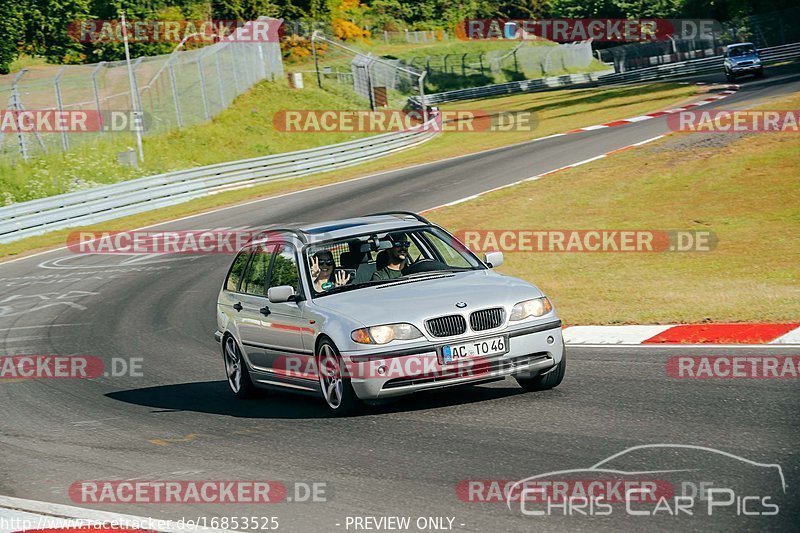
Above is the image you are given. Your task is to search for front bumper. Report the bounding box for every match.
[729,64,762,74]
[342,320,564,399]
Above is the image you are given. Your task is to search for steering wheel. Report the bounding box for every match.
[402,258,446,275]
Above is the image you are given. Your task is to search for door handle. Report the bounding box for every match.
[259,306,271,317]
[233,302,243,312]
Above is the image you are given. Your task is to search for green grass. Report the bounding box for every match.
[0,82,700,260]
[427,92,800,325]
[0,78,370,203]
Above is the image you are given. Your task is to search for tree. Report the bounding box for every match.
[0,1,25,74]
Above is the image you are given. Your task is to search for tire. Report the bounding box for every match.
[725,72,734,83]
[317,339,362,416]
[756,69,764,78]
[515,350,566,392]
[223,335,257,399]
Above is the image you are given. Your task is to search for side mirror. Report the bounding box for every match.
[484,251,504,268]
[268,285,295,303]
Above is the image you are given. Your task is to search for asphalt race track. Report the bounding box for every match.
[1,69,798,532]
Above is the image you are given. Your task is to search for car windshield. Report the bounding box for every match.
[304,226,485,297]
[728,46,756,57]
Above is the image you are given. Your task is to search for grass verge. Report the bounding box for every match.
[0,82,699,260]
[427,93,800,324]
[0,79,370,203]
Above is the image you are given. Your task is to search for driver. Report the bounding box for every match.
[371,233,410,281]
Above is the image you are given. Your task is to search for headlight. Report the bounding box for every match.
[509,297,552,321]
[752,58,761,64]
[351,323,423,344]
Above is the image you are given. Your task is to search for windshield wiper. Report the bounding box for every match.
[317,279,394,296]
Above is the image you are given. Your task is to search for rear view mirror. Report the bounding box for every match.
[268,285,295,303]
[484,251,504,268]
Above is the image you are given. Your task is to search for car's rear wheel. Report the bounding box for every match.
[224,335,257,399]
[317,339,361,416]
[515,351,566,392]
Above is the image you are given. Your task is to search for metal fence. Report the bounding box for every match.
[0,18,283,163]
[311,34,425,111]
[382,30,449,43]
[415,41,800,105]
[404,41,594,80]
[0,118,439,243]
[598,7,800,72]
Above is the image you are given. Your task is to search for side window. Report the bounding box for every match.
[225,250,251,292]
[242,245,275,296]
[269,245,300,292]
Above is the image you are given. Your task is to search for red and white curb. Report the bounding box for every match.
[564,323,800,345]
[565,86,739,134]
[0,495,232,532]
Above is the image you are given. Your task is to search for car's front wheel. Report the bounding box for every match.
[515,351,566,392]
[223,335,257,399]
[317,339,361,416]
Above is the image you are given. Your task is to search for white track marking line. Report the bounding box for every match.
[423,134,666,213]
[0,87,739,267]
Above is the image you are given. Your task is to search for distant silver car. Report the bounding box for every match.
[215,212,565,415]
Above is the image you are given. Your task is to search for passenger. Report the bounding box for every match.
[310,250,351,292]
[371,233,410,281]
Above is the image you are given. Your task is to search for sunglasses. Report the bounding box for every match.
[392,241,411,249]
[317,259,335,266]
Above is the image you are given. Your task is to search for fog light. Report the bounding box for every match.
[547,336,555,345]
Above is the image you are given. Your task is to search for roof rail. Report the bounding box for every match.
[363,211,432,224]
[247,226,309,244]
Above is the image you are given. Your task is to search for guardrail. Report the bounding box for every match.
[412,71,612,106]
[0,121,439,244]
[418,42,800,105]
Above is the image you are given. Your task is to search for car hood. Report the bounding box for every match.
[311,270,543,326]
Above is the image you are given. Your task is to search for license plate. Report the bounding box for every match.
[441,336,506,364]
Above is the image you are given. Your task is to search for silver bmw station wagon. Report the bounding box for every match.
[215,212,565,415]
